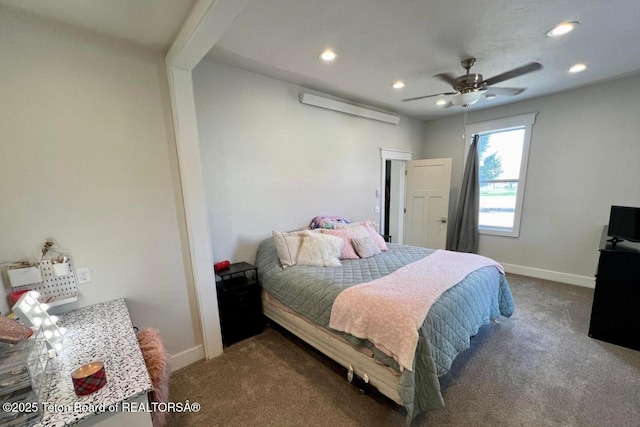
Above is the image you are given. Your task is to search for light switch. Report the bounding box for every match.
[374,206,380,214]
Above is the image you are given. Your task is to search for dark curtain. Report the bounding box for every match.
[451,134,480,253]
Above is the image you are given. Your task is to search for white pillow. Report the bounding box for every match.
[296,231,343,267]
[272,230,306,267]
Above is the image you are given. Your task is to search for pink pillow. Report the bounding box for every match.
[362,222,389,251]
[335,220,388,251]
[321,226,368,259]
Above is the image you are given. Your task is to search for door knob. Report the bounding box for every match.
[440,217,447,223]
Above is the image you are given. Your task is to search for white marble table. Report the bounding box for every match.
[34,299,153,427]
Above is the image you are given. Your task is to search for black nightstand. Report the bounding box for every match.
[215,262,264,346]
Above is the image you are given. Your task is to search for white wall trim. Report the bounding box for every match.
[465,112,537,136]
[501,262,595,288]
[464,112,537,238]
[166,65,223,360]
[167,0,251,70]
[380,148,413,161]
[170,345,205,372]
[165,0,251,362]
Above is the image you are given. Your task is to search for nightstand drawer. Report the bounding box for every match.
[220,284,260,308]
[220,311,264,347]
[221,319,264,346]
[215,262,263,346]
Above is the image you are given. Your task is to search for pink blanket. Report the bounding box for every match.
[329,249,504,372]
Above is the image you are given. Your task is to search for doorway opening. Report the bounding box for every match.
[379,148,412,245]
[383,159,406,243]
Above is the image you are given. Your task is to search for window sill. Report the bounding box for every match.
[479,227,520,238]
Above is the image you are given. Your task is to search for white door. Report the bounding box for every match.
[404,158,452,249]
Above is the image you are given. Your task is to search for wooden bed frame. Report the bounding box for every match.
[262,292,403,404]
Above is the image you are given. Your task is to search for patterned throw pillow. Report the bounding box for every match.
[309,216,351,229]
[351,236,382,259]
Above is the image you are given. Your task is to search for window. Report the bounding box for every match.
[465,113,536,237]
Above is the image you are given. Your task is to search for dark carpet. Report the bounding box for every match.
[166,274,640,426]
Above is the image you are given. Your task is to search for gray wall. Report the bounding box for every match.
[193,59,426,264]
[0,8,201,356]
[423,73,640,282]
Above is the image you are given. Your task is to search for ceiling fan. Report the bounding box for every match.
[403,58,543,107]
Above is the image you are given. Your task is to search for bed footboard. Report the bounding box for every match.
[262,295,402,405]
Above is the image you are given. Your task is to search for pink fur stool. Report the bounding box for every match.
[137,328,171,427]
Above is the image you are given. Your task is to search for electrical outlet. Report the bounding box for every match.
[76,267,92,284]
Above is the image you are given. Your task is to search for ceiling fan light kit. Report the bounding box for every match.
[452,91,482,107]
[402,58,543,108]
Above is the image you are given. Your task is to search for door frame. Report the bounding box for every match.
[379,148,412,244]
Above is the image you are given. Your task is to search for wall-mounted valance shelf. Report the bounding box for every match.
[299,92,400,125]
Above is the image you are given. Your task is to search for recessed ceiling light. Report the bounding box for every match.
[435,99,447,106]
[391,81,405,89]
[569,63,587,73]
[547,21,579,37]
[319,49,337,61]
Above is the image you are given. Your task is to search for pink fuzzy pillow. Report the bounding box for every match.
[321,226,369,259]
[137,328,171,427]
[334,220,388,251]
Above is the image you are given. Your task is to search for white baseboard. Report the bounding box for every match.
[501,262,595,289]
[170,344,205,372]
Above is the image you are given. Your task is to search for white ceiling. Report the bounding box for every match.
[209,0,640,120]
[0,0,197,51]
[4,0,640,120]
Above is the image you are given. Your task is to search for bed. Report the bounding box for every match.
[255,233,514,423]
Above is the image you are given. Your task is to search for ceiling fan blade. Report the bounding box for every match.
[434,73,458,86]
[402,91,458,102]
[485,87,526,96]
[483,62,542,87]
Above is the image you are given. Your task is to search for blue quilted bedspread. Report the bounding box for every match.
[256,238,515,422]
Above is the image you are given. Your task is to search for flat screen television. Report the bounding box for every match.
[607,205,640,244]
